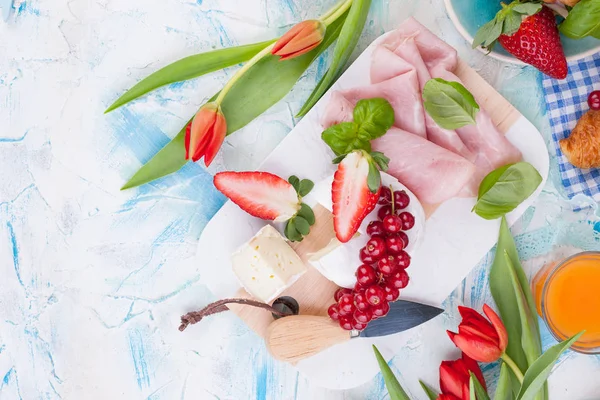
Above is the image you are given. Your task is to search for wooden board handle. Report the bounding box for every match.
[265,315,351,363]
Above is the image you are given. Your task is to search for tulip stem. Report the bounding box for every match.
[501,353,524,383]
[215,43,275,104]
[321,0,353,26]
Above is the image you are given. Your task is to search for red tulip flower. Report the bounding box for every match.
[439,353,486,400]
[185,102,227,166]
[272,20,326,61]
[447,304,508,363]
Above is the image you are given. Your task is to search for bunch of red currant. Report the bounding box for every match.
[327,186,415,331]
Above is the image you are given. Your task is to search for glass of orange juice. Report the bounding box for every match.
[535,252,600,354]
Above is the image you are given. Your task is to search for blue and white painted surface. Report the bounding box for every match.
[1,0,599,399]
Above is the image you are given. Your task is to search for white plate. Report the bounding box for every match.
[196,31,550,389]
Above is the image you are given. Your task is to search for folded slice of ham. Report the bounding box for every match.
[372,128,476,204]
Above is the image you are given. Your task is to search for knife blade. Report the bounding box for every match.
[265,299,444,363]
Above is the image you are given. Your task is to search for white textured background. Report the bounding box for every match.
[1,0,599,399]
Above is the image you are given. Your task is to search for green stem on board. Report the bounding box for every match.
[501,353,525,384]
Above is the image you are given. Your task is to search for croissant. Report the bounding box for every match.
[559,110,600,169]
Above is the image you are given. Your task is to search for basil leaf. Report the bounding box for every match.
[473,162,542,220]
[490,218,544,398]
[105,40,275,113]
[470,373,491,400]
[419,381,439,400]
[297,203,315,226]
[297,0,372,117]
[294,216,311,236]
[560,0,600,39]
[288,175,301,192]
[423,78,480,130]
[367,161,381,193]
[516,333,584,400]
[298,179,314,197]
[322,122,371,156]
[495,363,513,400]
[120,15,347,190]
[353,98,395,140]
[373,345,411,400]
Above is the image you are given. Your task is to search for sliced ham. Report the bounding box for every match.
[372,128,476,204]
[320,91,354,129]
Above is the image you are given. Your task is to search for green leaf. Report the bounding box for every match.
[502,12,522,36]
[297,203,316,225]
[423,78,480,130]
[490,217,544,397]
[419,381,438,400]
[373,345,411,400]
[288,175,301,192]
[285,219,303,242]
[473,162,542,220]
[495,363,514,400]
[473,19,502,49]
[322,122,371,156]
[294,216,311,236]
[470,372,491,400]
[560,0,600,39]
[371,151,389,172]
[512,3,543,14]
[367,160,381,193]
[298,179,315,197]
[470,376,477,400]
[121,120,190,190]
[120,14,348,190]
[332,154,346,164]
[297,0,373,117]
[353,98,395,140]
[105,40,274,113]
[517,332,584,400]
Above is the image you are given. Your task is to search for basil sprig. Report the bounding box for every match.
[473,162,542,220]
[560,0,600,39]
[423,78,480,130]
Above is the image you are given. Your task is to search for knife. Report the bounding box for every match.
[265,299,444,363]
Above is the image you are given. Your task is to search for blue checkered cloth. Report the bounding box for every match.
[542,53,600,200]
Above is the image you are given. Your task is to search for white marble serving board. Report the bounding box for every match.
[196,30,550,389]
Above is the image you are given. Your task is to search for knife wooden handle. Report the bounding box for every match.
[265,315,351,363]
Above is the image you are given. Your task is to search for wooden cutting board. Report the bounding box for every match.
[226,58,522,340]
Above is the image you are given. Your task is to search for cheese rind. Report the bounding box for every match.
[231,224,307,303]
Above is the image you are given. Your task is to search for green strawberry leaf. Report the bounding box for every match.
[332,154,346,164]
[512,3,543,15]
[473,19,502,49]
[367,160,381,194]
[294,216,311,236]
[371,151,390,172]
[298,179,315,197]
[288,175,301,192]
[297,203,316,226]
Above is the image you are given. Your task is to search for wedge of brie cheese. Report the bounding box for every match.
[231,224,307,303]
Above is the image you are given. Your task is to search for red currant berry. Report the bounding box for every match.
[396,251,411,269]
[339,316,353,330]
[398,231,409,247]
[356,264,377,286]
[381,282,400,302]
[589,90,600,111]
[378,205,392,221]
[385,234,405,254]
[334,287,352,302]
[352,319,368,331]
[359,247,377,264]
[383,215,402,234]
[365,285,386,306]
[377,255,398,276]
[354,292,371,311]
[328,304,341,320]
[390,269,410,289]
[393,190,410,209]
[371,301,390,318]
[367,220,386,237]
[354,282,365,293]
[378,186,392,205]
[338,294,355,315]
[365,236,386,258]
[354,308,373,324]
[398,212,415,230]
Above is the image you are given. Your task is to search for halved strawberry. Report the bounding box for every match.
[214,171,301,222]
[332,151,381,243]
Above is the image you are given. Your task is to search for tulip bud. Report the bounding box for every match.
[185,102,227,166]
[447,304,508,363]
[439,353,486,400]
[272,20,326,61]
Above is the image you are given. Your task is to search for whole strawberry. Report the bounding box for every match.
[473,2,568,79]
